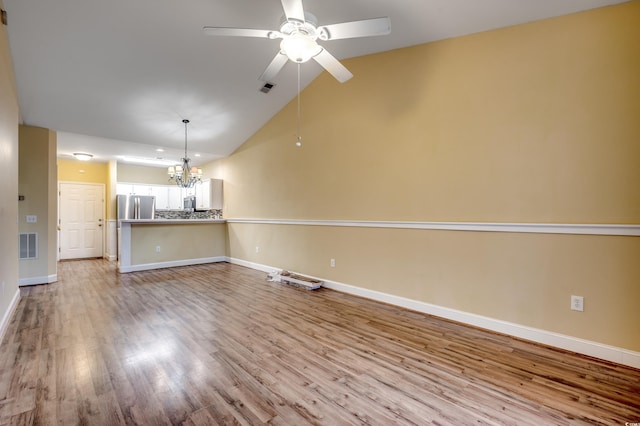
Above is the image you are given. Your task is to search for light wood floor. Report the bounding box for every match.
[0,260,638,425]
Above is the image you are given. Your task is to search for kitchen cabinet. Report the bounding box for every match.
[116,183,135,195]
[209,179,223,210]
[168,186,183,210]
[133,185,153,195]
[150,186,170,210]
[115,181,221,210]
[117,183,185,210]
[116,183,154,195]
[191,179,223,210]
[196,180,209,209]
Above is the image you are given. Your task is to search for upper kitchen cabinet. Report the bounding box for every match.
[168,186,183,210]
[116,183,154,195]
[196,180,208,209]
[209,179,223,210]
[195,179,222,210]
[150,185,170,210]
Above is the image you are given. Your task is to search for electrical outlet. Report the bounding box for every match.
[330,258,335,267]
[156,246,161,253]
[26,215,37,223]
[571,295,584,312]
[256,246,260,253]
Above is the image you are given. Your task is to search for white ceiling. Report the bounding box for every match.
[4,0,628,167]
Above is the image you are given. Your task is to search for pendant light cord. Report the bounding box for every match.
[183,119,189,159]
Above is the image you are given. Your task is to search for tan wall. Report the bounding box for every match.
[117,163,170,185]
[0,0,20,322]
[131,223,227,265]
[58,158,109,184]
[18,126,58,281]
[212,3,640,351]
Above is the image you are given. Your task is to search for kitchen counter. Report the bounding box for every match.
[118,219,227,273]
[119,218,226,224]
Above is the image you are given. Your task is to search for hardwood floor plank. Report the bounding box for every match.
[0,259,638,425]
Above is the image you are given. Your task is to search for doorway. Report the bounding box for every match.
[59,182,105,260]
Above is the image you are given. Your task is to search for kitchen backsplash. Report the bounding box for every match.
[155,209,223,220]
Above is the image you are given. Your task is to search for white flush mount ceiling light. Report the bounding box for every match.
[168,119,203,188]
[73,152,93,161]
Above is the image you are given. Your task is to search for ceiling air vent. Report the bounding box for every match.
[260,83,275,94]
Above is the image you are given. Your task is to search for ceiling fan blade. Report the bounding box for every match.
[259,52,289,82]
[281,0,305,23]
[312,49,353,83]
[318,17,391,41]
[203,27,276,38]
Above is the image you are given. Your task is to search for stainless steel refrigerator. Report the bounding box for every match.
[116,194,156,224]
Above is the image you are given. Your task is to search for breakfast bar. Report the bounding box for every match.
[118,219,227,273]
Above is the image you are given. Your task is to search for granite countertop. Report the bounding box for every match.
[119,219,226,224]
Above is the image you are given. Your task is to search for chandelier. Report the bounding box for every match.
[167,119,202,188]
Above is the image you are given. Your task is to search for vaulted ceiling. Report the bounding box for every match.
[4,0,628,166]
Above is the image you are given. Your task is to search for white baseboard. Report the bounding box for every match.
[0,289,20,343]
[119,256,226,273]
[227,257,640,369]
[18,274,57,286]
[227,257,277,274]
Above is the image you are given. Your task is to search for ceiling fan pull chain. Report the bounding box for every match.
[296,63,302,147]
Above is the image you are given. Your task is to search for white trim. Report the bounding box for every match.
[18,274,57,286]
[227,257,276,274]
[106,220,118,261]
[119,256,226,273]
[226,218,640,237]
[0,289,21,343]
[227,256,640,369]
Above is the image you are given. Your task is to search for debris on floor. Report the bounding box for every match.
[267,270,323,290]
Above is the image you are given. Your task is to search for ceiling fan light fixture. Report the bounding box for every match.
[280,33,321,63]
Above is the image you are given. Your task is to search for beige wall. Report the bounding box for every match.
[18,126,58,282]
[117,163,169,185]
[210,3,640,351]
[131,223,227,265]
[0,0,20,325]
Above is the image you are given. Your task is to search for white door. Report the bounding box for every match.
[59,182,104,259]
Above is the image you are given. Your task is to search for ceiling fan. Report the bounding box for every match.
[203,0,391,83]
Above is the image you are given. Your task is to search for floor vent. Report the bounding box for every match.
[19,233,38,259]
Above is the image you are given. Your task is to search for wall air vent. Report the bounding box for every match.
[260,82,275,94]
[19,233,38,259]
